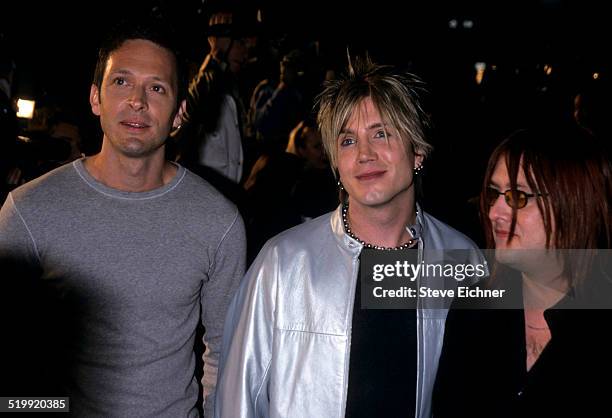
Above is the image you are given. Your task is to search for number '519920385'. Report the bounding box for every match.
[2,397,68,411]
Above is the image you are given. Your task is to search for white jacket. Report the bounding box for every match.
[215,206,485,418]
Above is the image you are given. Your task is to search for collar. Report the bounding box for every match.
[330,204,424,255]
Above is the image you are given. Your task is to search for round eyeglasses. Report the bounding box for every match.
[485,187,545,209]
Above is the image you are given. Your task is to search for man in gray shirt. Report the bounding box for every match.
[0,19,245,417]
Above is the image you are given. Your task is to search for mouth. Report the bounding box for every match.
[355,170,386,181]
[494,229,512,240]
[120,120,151,131]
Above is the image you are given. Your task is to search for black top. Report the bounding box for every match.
[345,248,417,418]
[433,270,612,418]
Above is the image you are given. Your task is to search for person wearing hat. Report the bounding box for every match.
[179,10,256,187]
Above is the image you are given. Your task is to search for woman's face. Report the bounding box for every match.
[488,155,570,298]
[488,156,548,250]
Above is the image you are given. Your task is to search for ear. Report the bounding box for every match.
[173,99,187,129]
[89,84,101,116]
[414,152,424,170]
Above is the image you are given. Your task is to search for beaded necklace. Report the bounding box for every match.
[342,203,418,251]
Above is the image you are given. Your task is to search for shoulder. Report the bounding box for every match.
[179,168,240,222]
[253,78,272,94]
[269,211,333,249]
[9,162,78,208]
[421,211,480,251]
[250,211,336,266]
[176,168,244,246]
[243,211,337,290]
[251,80,275,105]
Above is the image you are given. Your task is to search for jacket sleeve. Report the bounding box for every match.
[214,240,279,418]
[185,54,221,127]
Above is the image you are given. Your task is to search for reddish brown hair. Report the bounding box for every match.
[480,125,612,284]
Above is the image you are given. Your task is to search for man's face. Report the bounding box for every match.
[226,37,251,74]
[336,97,422,211]
[89,39,181,159]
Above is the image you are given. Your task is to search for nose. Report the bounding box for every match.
[128,86,148,111]
[488,192,511,225]
[357,138,376,163]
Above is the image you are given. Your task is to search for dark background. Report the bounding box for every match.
[2,0,608,109]
[2,0,609,233]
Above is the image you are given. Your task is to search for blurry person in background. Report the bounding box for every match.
[179,9,257,187]
[14,105,85,182]
[286,118,337,222]
[242,117,337,263]
[434,125,612,417]
[49,109,84,162]
[249,49,307,154]
[286,118,326,169]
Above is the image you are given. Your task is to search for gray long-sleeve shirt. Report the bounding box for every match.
[0,159,246,417]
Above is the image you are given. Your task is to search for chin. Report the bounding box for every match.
[495,248,522,266]
[119,145,158,158]
[495,247,554,275]
[353,192,389,207]
[119,138,164,156]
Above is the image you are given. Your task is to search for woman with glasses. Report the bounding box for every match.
[432,125,612,417]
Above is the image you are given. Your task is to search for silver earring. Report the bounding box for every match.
[414,165,423,175]
[337,180,345,192]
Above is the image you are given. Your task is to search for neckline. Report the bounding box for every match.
[73,158,186,200]
[342,202,419,251]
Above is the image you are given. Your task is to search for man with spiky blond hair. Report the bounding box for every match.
[215,57,483,418]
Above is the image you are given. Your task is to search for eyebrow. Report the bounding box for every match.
[109,69,132,76]
[108,69,170,84]
[149,76,170,84]
[340,122,387,135]
[488,179,530,190]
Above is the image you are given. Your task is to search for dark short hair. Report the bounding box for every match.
[480,124,612,284]
[92,18,187,107]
